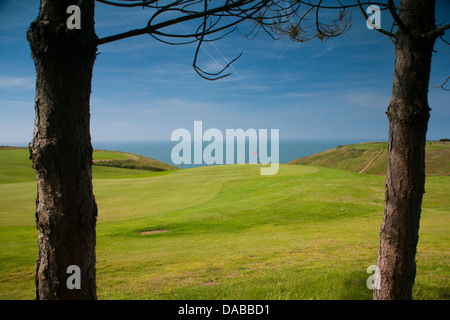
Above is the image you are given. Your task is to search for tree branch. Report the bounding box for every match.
[97,1,253,45]
[422,24,450,39]
[356,0,396,39]
[431,76,450,91]
[387,0,406,32]
[95,1,448,81]
[95,0,159,7]
[295,0,395,11]
[439,35,450,46]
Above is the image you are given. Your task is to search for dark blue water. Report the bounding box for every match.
[92,139,365,169]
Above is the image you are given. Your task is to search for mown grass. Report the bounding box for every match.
[0,149,448,300]
[0,148,35,184]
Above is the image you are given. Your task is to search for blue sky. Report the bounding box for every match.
[0,0,449,145]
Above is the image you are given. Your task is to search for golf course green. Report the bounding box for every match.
[0,146,448,299]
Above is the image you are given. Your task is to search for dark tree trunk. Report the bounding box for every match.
[374,0,437,300]
[27,0,98,299]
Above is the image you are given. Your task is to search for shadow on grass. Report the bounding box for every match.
[340,271,450,300]
[339,271,373,300]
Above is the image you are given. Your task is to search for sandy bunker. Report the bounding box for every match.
[140,229,170,235]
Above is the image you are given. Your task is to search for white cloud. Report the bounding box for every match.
[0,99,33,110]
[0,75,35,90]
[311,43,336,58]
[345,91,390,110]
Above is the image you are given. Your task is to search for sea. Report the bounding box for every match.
[91,139,369,169]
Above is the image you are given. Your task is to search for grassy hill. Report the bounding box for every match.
[288,141,450,176]
[93,149,178,172]
[0,147,448,300]
[0,146,177,184]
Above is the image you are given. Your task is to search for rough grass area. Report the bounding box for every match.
[288,141,450,176]
[0,147,177,184]
[94,154,178,172]
[93,149,178,172]
[0,147,448,300]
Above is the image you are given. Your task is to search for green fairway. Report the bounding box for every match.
[0,147,35,184]
[0,149,448,299]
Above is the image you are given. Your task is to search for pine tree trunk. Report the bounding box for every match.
[373,0,437,300]
[27,0,98,299]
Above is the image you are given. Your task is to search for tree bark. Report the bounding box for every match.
[27,0,98,299]
[374,0,437,300]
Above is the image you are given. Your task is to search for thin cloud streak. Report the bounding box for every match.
[0,75,35,90]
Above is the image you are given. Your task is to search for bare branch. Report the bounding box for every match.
[192,0,242,80]
[439,35,450,46]
[294,0,395,11]
[387,0,406,32]
[423,24,450,39]
[97,1,255,45]
[95,1,449,81]
[431,76,450,91]
[356,0,396,39]
[97,1,319,80]
[95,0,158,7]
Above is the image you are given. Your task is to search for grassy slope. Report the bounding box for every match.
[0,147,448,299]
[288,141,450,176]
[0,147,176,184]
[93,150,179,172]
